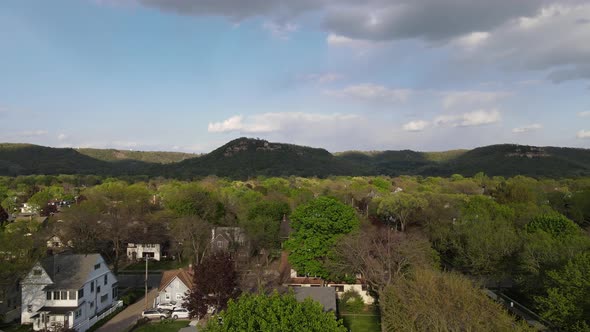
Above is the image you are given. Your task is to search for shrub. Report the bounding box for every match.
[340,290,364,313]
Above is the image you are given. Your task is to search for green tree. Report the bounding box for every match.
[376,193,428,231]
[525,213,580,238]
[285,197,359,279]
[203,291,347,332]
[535,253,590,331]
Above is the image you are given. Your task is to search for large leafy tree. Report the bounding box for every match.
[184,252,239,318]
[285,197,359,279]
[376,192,428,231]
[381,268,532,332]
[202,291,347,332]
[535,253,590,331]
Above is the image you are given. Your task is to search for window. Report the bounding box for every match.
[165,293,170,300]
[89,301,94,308]
[54,291,61,300]
[78,288,84,299]
[104,274,108,285]
[27,305,32,312]
[112,285,118,299]
[46,292,52,300]
[91,281,94,293]
[176,294,182,300]
[94,263,100,270]
[33,269,42,276]
[100,294,108,303]
[61,291,68,300]
[332,285,344,292]
[75,308,82,319]
[97,286,101,294]
[69,290,76,300]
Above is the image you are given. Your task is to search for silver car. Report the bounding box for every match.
[141,309,169,320]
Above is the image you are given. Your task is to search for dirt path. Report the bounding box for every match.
[96,288,158,332]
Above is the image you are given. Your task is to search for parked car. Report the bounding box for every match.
[171,308,190,319]
[141,309,169,320]
[156,301,177,311]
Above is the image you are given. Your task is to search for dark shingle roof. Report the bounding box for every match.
[294,287,337,312]
[41,254,103,290]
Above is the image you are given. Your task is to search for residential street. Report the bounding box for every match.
[96,289,158,332]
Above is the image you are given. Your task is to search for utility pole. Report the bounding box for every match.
[144,256,149,310]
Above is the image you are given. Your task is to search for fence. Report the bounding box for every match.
[73,300,124,332]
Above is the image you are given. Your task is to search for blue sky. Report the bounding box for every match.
[0,0,589,153]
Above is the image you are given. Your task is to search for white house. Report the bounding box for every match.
[156,268,193,307]
[21,254,120,332]
[126,243,161,261]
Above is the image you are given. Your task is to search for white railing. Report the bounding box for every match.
[73,300,123,332]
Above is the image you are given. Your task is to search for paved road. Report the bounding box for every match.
[96,288,158,332]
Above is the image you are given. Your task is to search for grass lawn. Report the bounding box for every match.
[133,320,190,332]
[122,260,186,271]
[341,314,381,332]
[0,325,33,332]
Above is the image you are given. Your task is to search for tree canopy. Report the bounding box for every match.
[285,197,359,278]
[202,291,347,332]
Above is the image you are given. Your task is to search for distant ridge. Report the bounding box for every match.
[0,139,589,178]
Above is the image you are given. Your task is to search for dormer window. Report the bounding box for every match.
[33,269,42,276]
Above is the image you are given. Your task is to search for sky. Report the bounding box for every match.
[1,0,590,153]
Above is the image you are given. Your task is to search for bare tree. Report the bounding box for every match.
[329,226,436,299]
[170,216,211,265]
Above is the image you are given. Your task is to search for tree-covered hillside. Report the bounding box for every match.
[1,139,590,178]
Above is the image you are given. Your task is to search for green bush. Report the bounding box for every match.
[341,290,364,313]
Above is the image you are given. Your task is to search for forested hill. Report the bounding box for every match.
[1,139,590,178]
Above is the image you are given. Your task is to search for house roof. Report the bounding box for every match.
[294,287,337,312]
[40,254,103,290]
[212,227,246,244]
[37,306,78,315]
[158,268,193,292]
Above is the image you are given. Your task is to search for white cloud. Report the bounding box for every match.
[512,123,543,133]
[578,111,590,117]
[442,91,510,110]
[454,31,490,50]
[325,83,411,102]
[403,120,429,132]
[262,21,298,39]
[434,109,501,127]
[208,115,245,133]
[57,133,68,141]
[208,112,361,134]
[299,73,343,84]
[577,130,590,139]
[326,33,376,49]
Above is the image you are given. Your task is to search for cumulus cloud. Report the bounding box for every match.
[208,112,361,134]
[57,133,68,141]
[512,123,543,133]
[434,109,501,127]
[208,115,245,133]
[460,4,590,81]
[325,83,412,102]
[126,1,590,81]
[403,120,429,132]
[578,111,590,117]
[577,130,590,139]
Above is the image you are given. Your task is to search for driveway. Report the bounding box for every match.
[96,288,158,332]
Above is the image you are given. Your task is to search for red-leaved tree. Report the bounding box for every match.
[183,252,239,318]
